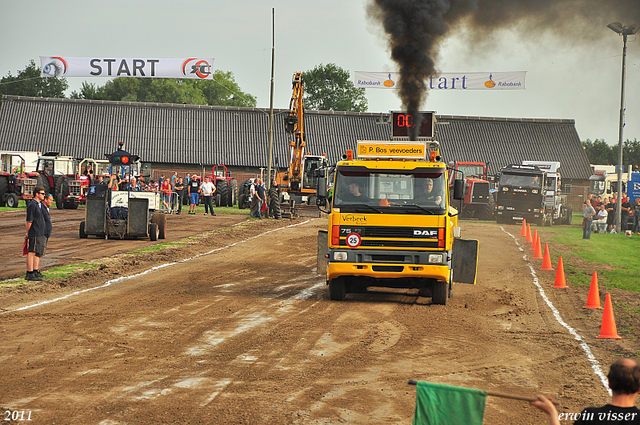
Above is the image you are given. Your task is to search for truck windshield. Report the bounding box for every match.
[499,173,541,189]
[457,164,485,179]
[334,166,446,212]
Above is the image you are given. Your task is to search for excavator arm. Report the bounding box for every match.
[284,72,305,192]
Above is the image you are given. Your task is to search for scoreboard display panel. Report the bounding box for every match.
[391,112,434,138]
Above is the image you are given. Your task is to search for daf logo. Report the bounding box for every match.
[414,229,438,237]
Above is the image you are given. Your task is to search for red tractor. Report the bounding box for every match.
[60,158,111,210]
[0,154,37,208]
[448,161,495,220]
[32,152,81,208]
[211,164,238,207]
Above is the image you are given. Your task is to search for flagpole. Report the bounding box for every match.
[407,380,558,405]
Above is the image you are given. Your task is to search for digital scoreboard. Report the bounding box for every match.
[391,111,434,138]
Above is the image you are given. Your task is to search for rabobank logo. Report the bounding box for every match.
[484,73,496,88]
[384,73,395,87]
[42,57,68,77]
[182,58,212,79]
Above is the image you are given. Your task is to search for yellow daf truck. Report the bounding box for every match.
[316,140,478,304]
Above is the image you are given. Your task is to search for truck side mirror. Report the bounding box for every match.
[453,179,464,200]
[317,177,327,198]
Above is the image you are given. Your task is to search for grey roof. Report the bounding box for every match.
[0,95,592,179]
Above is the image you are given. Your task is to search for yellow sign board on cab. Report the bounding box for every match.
[356,141,427,160]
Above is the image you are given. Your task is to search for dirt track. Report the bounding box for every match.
[1,216,638,424]
[0,208,247,281]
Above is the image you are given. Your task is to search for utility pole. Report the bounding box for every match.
[608,22,638,232]
[267,8,275,191]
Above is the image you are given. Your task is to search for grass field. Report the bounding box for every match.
[519,214,640,293]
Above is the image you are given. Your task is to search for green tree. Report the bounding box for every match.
[0,60,68,98]
[189,70,256,107]
[622,138,640,170]
[302,63,367,112]
[70,70,255,107]
[582,139,615,164]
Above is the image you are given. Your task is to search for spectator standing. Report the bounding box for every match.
[583,199,596,240]
[25,187,47,281]
[596,204,608,234]
[188,174,200,214]
[621,195,632,233]
[148,179,159,191]
[160,178,172,212]
[38,193,54,279]
[173,177,184,215]
[633,198,640,234]
[255,178,266,219]
[182,174,191,207]
[200,177,216,216]
[171,171,178,185]
[250,179,263,219]
[607,197,617,233]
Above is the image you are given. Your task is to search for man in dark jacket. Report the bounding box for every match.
[25,187,47,281]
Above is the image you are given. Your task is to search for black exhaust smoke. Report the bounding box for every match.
[368,0,640,141]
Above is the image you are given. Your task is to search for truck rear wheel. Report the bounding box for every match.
[37,175,51,196]
[268,187,281,219]
[0,176,8,207]
[432,281,448,305]
[56,193,65,209]
[6,193,19,208]
[149,223,159,241]
[479,194,495,220]
[79,221,88,238]
[217,179,229,207]
[238,193,247,210]
[328,277,346,301]
[564,206,573,225]
[230,179,238,206]
[152,212,167,239]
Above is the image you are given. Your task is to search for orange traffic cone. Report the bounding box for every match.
[526,224,533,243]
[541,244,554,270]
[530,229,538,250]
[554,257,567,288]
[533,234,543,259]
[520,219,527,237]
[583,271,602,309]
[596,293,622,339]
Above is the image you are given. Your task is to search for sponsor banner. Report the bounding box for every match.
[39,57,215,79]
[357,140,426,159]
[354,71,526,90]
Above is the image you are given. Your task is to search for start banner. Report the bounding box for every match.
[354,71,526,90]
[39,57,215,80]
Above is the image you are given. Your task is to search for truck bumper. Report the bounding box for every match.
[327,262,450,283]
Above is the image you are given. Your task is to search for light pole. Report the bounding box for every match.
[607,22,638,233]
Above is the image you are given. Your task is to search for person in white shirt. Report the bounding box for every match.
[200,177,216,216]
[596,203,608,234]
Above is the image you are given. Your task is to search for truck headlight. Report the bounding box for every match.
[333,252,348,261]
[428,253,446,264]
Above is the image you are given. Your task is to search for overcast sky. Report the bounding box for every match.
[1,0,638,145]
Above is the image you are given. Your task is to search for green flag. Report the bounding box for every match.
[413,381,487,425]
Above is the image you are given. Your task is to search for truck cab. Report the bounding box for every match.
[316,140,478,305]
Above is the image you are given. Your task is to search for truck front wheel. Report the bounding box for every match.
[328,277,346,301]
[432,281,448,305]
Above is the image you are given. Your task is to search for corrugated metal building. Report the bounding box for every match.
[0,95,592,206]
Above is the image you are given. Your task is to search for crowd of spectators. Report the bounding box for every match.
[94,172,211,215]
[584,193,640,234]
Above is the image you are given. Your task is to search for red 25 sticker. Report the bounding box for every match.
[346,233,361,248]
